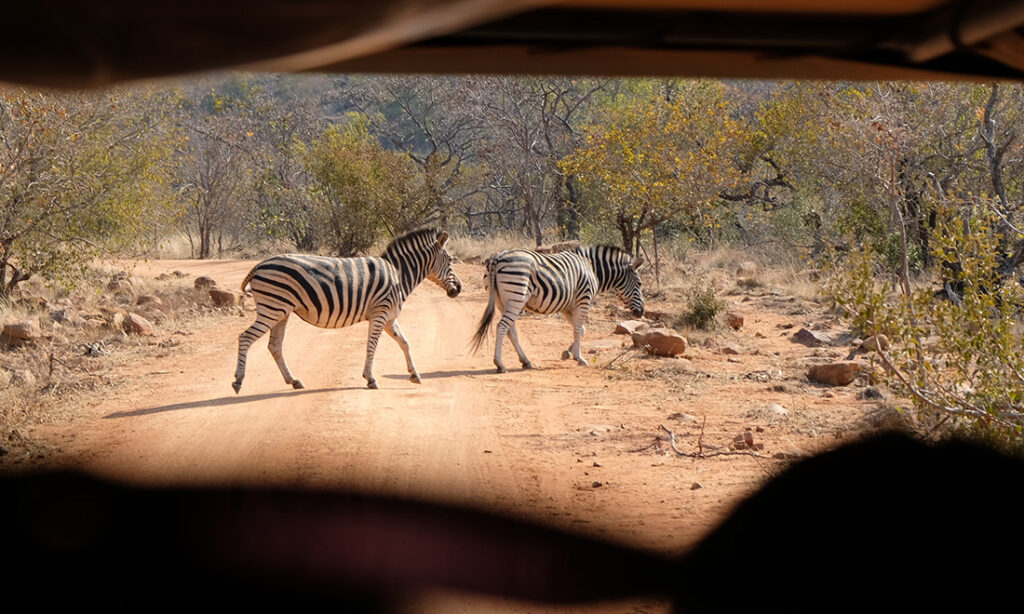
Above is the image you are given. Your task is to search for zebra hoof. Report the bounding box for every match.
[561,350,571,360]
[522,361,534,370]
[495,365,507,374]
[367,380,379,390]
[410,374,422,384]
[231,381,242,394]
[576,358,589,367]
[292,379,305,390]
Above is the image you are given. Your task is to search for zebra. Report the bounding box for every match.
[470,245,644,373]
[232,228,462,392]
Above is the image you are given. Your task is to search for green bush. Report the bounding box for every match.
[676,282,725,330]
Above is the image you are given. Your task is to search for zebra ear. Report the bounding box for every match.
[436,231,449,248]
[631,255,645,271]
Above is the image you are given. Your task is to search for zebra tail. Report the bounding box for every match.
[239,265,259,292]
[469,259,498,354]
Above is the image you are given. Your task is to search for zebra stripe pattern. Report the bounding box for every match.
[233,228,462,392]
[471,245,644,373]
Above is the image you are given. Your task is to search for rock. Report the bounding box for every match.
[792,328,832,347]
[720,345,741,355]
[0,370,12,388]
[858,334,890,353]
[725,312,744,330]
[690,482,703,490]
[766,403,789,416]
[858,386,886,400]
[49,308,81,325]
[107,272,135,296]
[11,369,36,387]
[2,319,42,345]
[136,295,163,308]
[107,311,125,330]
[614,320,648,335]
[591,481,603,488]
[807,361,861,386]
[123,313,154,336]
[773,449,807,460]
[668,412,698,422]
[194,276,217,289]
[210,288,241,307]
[736,261,758,278]
[631,328,688,357]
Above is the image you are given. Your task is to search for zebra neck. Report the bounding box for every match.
[581,248,616,293]
[383,253,426,299]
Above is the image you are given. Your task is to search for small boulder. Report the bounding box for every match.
[807,361,861,386]
[210,288,241,307]
[792,328,832,347]
[11,369,36,387]
[736,261,758,278]
[614,320,648,335]
[136,294,163,308]
[859,334,890,353]
[724,312,744,330]
[631,328,688,357]
[194,276,217,290]
[2,319,42,346]
[720,345,741,355]
[0,370,13,388]
[107,272,135,296]
[123,313,154,336]
[50,308,81,325]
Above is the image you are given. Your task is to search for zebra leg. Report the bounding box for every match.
[507,323,534,370]
[363,313,389,389]
[385,319,421,384]
[233,308,284,393]
[560,308,589,367]
[268,318,304,390]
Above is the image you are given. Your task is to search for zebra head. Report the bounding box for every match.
[427,231,462,298]
[620,254,645,318]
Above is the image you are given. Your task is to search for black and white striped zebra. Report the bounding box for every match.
[232,228,462,392]
[470,245,644,373]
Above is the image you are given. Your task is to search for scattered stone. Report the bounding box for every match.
[1,319,42,345]
[792,328,832,347]
[807,361,861,386]
[136,294,163,308]
[0,370,12,387]
[194,276,217,289]
[690,482,703,490]
[11,369,36,387]
[106,272,135,296]
[631,328,688,357]
[49,308,81,325]
[858,386,886,400]
[720,345,741,355]
[725,312,744,330]
[209,288,241,307]
[736,261,758,278]
[107,311,126,331]
[727,356,741,363]
[591,481,603,488]
[859,334,890,353]
[668,412,699,422]
[614,320,648,335]
[774,449,807,460]
[123,313,155,336]
[593,461,602,467]
[766,403,789,416]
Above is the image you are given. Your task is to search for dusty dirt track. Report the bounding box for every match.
[21,258,882,613]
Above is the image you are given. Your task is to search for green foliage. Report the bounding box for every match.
[675,281,726,330]
[827,202,1024,448]
[304,114,421,256]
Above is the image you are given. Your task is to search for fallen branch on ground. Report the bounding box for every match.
[659,424,772,459]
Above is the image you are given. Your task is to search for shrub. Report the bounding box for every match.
[676,282,725,330]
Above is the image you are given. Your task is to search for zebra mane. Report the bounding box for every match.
[382,228,440,256]
[588,244,635,264]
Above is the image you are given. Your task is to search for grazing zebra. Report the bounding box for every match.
[471,245,644,373]
[232,228,462,392]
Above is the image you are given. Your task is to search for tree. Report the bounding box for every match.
[563,80,746,254]
[303,114,419,256]
[0,88,175,298]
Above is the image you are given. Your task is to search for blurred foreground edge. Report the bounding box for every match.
[3,431,1022,613]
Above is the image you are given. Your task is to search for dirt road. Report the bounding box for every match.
[24,257,875,612]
